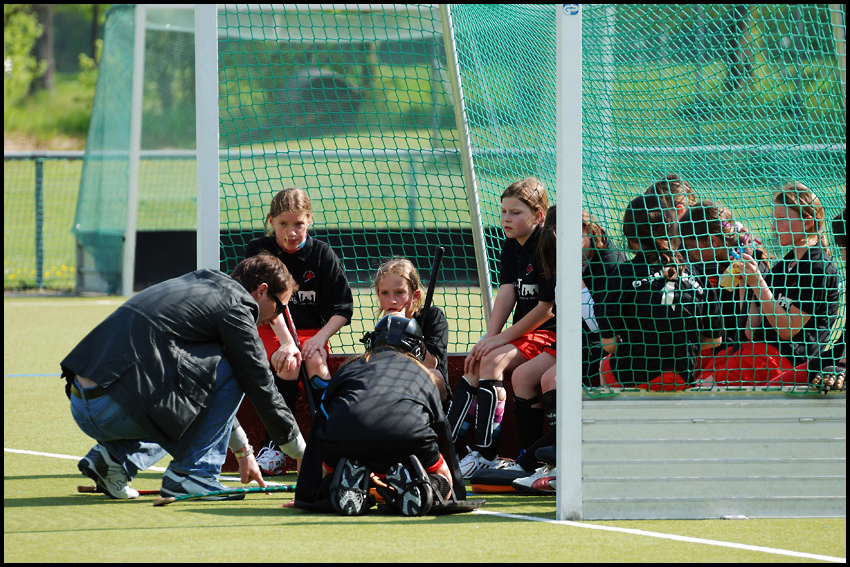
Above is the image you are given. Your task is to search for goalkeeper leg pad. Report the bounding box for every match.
[329,458,374,516]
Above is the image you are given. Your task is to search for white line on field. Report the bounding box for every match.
[472,510,845,563]
[3,300,125,306]
[3,448,290,486]
[5,447,844,561]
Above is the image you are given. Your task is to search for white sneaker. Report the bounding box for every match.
[255,442,287,476]
[78,444,139,499]
[458,449,500,479]
[512,465,556,494]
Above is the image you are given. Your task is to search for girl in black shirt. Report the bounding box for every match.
[679,201,771,357]
[598,193,723,390]
[372,257,450,402]
[705,184,840,387]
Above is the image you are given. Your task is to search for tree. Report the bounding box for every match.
[4,4,45,107]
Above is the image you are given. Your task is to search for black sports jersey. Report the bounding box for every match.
[598,256,722,386]
[294,350,467,510]
[691,249,770,353]
[751,246,840,365]
[245,235,353,330]
[499,225,556,333]
[319,351,444,444]
[413,305,449,385]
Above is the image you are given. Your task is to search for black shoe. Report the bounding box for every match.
[329,458,374,516]
[382,455,433,517]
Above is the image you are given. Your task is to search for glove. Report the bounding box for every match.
[810,365,846,394]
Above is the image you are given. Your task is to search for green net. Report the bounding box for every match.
[70,5,845,389]
[448,4,845,391]
[217,5,484,353]
[74,6,198,293]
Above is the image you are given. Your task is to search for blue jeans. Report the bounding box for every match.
[70,358,244,478]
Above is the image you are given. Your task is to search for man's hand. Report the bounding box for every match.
[235,448,267,487]
[270,343,302,378]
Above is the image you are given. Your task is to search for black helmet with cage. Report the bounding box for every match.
[362,314,425,360]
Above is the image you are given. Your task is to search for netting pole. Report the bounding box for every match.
[195,4,220,270]
[440,4,494,323]
[34,157,44,289]
[121,4,146,296]
[556,3,583,522]
[829,4,846,122]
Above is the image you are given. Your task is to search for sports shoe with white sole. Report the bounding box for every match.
[382,455,433,517]
[330,458,374,516]
[255,442,287,476]
[78,444,139,499]
[160,469,245,501]
[458,448,501,479]
[512,465,556,494]
[528,474,557,494]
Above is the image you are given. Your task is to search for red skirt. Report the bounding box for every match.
[700,342,797,388]
[598,354,690,391]
[257,323,330,360]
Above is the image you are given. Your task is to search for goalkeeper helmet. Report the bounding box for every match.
[363,314,425,360]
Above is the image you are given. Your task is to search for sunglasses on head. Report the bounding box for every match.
[271,292,287,316]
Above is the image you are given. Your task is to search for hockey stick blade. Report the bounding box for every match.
[152,484,296,506]
[77,485,160,496]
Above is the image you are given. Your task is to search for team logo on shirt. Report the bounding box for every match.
[775,292,792,312]
[525,263,533,276]
[303,270,315,283]
[515,278,539,300]
[296,290,317,304]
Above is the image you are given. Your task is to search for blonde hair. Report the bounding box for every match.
[339,350,432,373]
[372,257,424,320]
[772,181,829,249]
[264,188,313,235]
[501,177,549,217]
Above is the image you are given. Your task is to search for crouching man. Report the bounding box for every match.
[62,253,306,500]
[294,314,484,516]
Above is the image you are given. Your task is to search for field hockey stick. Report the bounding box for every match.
[77,485,160,496]
[421,246,445,315]
[281,305,317,420]
[152,484,296,506]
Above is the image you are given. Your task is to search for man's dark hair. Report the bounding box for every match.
[231,252,297,297]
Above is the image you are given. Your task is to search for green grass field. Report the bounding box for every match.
[3,296,846,563]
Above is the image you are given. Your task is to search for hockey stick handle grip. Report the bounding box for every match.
[422,246,445,313]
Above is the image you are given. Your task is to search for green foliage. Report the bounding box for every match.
[77,37,102,92]
[3,4,45,108]
[3,73,94,142]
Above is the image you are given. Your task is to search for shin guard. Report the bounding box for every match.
[446,377,476,442]
[474,380,500,456]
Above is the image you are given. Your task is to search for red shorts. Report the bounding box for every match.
[257,323,330,360]
[511,330,557,362]
[769,362,810,387]
[598,354,689,391]
[701,342,796,388]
